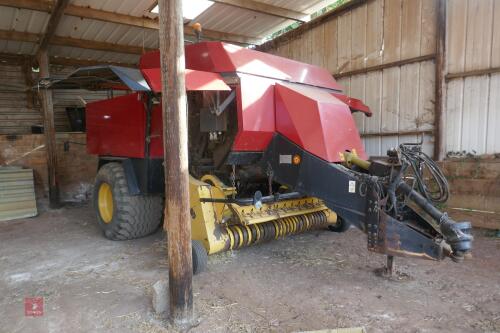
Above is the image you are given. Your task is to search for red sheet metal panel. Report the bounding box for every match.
[332,92,372,116]
[86,92,146,158]
[275,83,367,162]
[148,103,163,158]
[141,68,230,93]
[140,42,342,91]
[232,74,276,151]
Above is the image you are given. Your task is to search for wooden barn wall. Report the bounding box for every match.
[267,0,437,157]
[0,63,108,134]
[264,0,500,229]
[445,0,500,156]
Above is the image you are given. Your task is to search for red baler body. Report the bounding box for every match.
[86,41,371,162]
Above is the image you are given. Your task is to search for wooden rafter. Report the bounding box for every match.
[0,52,137,68]
[0,29,153,55]
[0,0,260,45]
[36,0,70,53]
[212,0,308,22]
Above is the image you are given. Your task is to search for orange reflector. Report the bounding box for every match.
[292,154,301,165]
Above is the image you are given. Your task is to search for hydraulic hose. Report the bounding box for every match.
[399,143,449,203]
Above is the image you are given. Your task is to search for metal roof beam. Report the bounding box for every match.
[211,0,309,22]
[0,29,153,55]
[0,0,260,45]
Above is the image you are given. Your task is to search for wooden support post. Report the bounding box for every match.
[37,50,60,208]
[158,0,194,329]
[22,56,35,109]
[434,0,446,161]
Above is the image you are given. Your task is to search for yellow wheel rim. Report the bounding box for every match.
[98,183,114,223]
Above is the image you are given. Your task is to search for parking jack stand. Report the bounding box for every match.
[385,255,394,277]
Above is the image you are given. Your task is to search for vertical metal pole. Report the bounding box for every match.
[157,0,194,329]
[434,0,446,161]
[37,50,60,208]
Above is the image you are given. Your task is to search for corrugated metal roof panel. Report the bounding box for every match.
[193,3,291,39]
[0,167,37,221]
[50,45,141,64]
[72,0,154,17]
[0,0,338,64]
[257,0,324,13]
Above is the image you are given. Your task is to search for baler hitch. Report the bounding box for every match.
[261,134,473,263]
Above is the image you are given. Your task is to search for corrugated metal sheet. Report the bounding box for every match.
[193,3,290,39]
[0,0,338,64]
[0,166,37,221]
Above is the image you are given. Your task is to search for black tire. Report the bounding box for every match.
[327,216,351,233]
[93,162,163,240]
[192,240,208,274]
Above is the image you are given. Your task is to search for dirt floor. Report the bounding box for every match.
[1,203,499,333]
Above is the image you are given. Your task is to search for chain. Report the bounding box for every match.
[231,164,236,199]
[266,164,273,196]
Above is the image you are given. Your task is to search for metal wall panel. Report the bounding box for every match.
[0,167,37,221]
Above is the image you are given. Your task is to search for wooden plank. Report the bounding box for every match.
[333,54,435,78]
[323,19,338,73]
[381,67,400,151]
[464,0,494,71]
[0,29,152,55]
[448,209,500,230]
[157,0,194,328]
[461,76,489,154]
[300,29,313,64]
[211,0,308,22]
[440,159,500,179]
[448,178,500,197]
[492,0,500,68]
[361,129,433,137]
[444,79,464,154]
[337,12,352,73]
[365,0,384,66]
[311,25,325,67]
[364,71,383,155]
[446,0,467,73]
[382,0,402,63]
[350,4,367,70]
[350,74,366,132]
[420,0,437,55]
[0,52,136,67]
[447,194,500,214]
[446,67,500,80]
[399,63,420,131]
[487,74,500,153]
[401,0,421,59]
[417,60,435,130]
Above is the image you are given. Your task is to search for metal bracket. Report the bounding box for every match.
[213,90,236,116]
